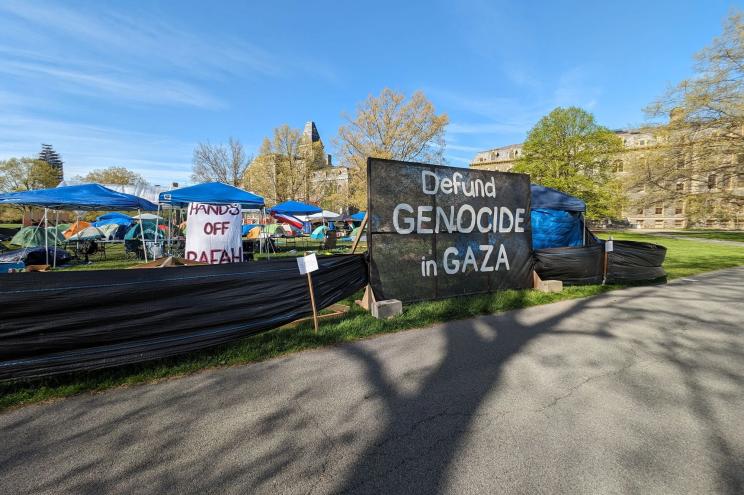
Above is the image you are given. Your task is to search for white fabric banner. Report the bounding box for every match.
[184,203,243,264]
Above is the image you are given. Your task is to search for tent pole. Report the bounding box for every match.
[582,213,586,247]
[53,210,59,268]
[167,205,172,256]
[44,208,49,265]
[138,209,148,263]
[154,204,161,259]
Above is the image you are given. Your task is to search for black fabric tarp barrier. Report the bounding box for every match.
[535,240,667,285]
[606,240,667,283]
[534,245,604,285]
[0,254,367,381]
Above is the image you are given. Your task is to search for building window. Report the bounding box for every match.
[675,219,684,227]
[676,182,684,191]
[613,160,624,173]
[675,206,683,215]
[708,174,717,189]
[655,207,663,215]
[637,208,644,215]
[655,220,664,228]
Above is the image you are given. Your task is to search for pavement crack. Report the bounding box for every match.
[537,358,643,413]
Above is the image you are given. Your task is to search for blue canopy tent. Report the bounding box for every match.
[0,184,157,211]
[269,200,322,216]
[158,182,265,258]
[350,211,366,222]
[0,184,158,265]
[530,184,589,250]
[158,182,264,209]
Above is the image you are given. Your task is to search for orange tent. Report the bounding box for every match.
[63,220,91,239]
[245,226,262,239]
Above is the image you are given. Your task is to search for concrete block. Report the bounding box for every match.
[371,299,403,319]
[536,279,563,293]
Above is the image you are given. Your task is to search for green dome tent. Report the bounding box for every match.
[264,224,287,236]
[10,226,65,248]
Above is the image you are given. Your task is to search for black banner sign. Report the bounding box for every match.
[367,158,533,302]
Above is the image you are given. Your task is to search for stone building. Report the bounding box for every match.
[300,121,350,210]
[470,129,742,229]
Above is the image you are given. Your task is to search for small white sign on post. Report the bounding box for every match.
[297,252,319,275]
[298,252,320,333]
[606,239,614,252]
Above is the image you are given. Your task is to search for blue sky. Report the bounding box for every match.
[0,0,739,185]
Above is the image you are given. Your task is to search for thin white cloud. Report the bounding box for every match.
[0,60,224,109]
[0,114,195,185]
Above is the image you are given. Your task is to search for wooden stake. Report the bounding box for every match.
[305,252,319,333]
[350,213,368,254]
[602,236,612,285]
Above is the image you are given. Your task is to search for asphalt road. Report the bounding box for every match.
[2,268,744,494]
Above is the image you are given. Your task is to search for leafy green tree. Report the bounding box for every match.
[629,11,744,225]
[513,107,624,219]
[77,166,146,185]
[0,157,61,220]
[336,88,449,208]
[0,157,60,192]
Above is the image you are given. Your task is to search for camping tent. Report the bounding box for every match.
[125,221,163,241]
[10,227,65,247]
[269,201,322,216]
[0,184,157,211]
[263,224,287,236]
[93,212,133,228]
[310,225,328,240]
[158,182,264,209]
[530,184,587,250]
[133,213,163,220]
[67,226,106,241]
[97,212,133,221]
[349,226,366,242]
[63,221,92,239]
[98,223,127,240]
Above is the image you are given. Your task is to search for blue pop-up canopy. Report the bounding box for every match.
[350,211,366,222]
[269,200,322,215]
[158,182,264,209]
[0,184,157,211]
[530,184,585,212]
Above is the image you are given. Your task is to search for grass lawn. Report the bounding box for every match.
[1,232,743,411]
[652,230,744,243]
[599,231,744,279]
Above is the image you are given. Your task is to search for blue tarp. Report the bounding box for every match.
[528,184,586,249]
[158,182,264,209]
[93,213,134,228]
[97,212,133,221]
[0,184,158,211]
[350,211,366,221]
[531,209,584,250]
[270,200,322,216]
[530,184,585,212]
